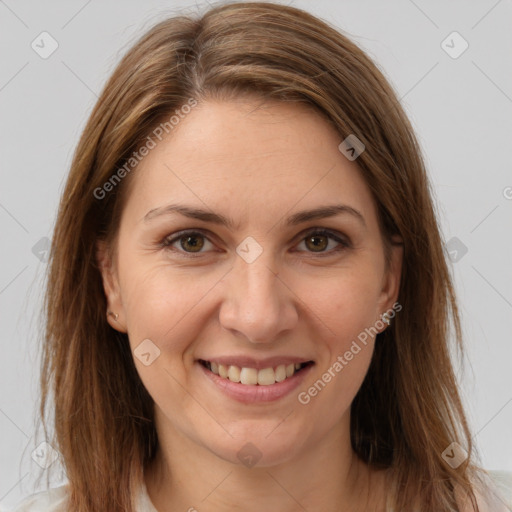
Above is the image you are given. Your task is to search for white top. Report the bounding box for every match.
[7,470,512,511]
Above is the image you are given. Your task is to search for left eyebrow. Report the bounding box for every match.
[142,203,366,229]
[285,204,366,229]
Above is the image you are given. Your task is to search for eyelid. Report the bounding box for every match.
[161,227,351,257]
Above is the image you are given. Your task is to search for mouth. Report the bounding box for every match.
[198,359,314,386]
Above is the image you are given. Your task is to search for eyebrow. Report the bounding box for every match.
[142,203,366,229]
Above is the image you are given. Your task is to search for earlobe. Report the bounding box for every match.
[95,240,127,333]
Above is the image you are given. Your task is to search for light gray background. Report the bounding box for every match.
[1,0,511,508]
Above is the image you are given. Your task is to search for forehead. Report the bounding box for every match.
[122,98,379,230]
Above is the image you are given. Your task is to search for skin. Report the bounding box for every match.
[98,97,403,512]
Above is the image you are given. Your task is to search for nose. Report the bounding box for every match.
[218,249,298,344]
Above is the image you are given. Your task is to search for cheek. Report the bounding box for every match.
[118,255,224,360]
[296,262,383,342]
[292,268,380,410]
[116,261,220,414]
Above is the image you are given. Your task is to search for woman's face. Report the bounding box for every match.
[99,97,402,467]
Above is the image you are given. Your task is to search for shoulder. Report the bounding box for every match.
[8,481,155,512]
[7,484,69,512]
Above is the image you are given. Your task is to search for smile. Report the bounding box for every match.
[197,358,315,404]
[199,359,313,386]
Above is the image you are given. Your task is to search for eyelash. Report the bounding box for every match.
[160,228,351,258]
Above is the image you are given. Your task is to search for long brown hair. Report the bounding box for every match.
[37,2,487,510]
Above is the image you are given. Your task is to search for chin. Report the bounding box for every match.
[203,421,310,468]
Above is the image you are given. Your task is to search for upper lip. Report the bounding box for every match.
[197,356,314,370]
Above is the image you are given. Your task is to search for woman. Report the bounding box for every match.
[12,2,512,511]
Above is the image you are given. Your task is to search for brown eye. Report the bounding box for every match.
[161,228,349,258]
[295,229,350,255]
[304,233,329,252]
[162,230,214,255]
[179,234,205,252]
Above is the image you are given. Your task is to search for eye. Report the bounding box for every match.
[161,230,215,256]
[161,228,350,258]
[294,228,350,256]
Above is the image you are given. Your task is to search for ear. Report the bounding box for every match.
[376,236,404,331]
[96,240,127,333]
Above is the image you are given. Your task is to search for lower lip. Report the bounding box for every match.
[197,362,314,404]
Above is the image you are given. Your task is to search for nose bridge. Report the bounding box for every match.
[236,235,279,296]
[237,248,281,325]
[241,250,279,304]
[219,242,296,343]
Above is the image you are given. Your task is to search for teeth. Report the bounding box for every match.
[274,364,286,382]
[240,367,258,385]
[205,361,308,385]
[257,368,275,386]
[218,364,228,378]
[227,365,241,383]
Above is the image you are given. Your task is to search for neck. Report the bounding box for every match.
[144,408,388,512]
